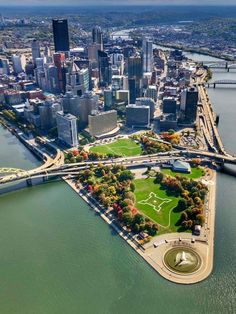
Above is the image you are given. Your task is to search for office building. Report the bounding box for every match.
[39,100,61,130]
[66,62,89,96]
[116,90,130,105]
[98,50,111,87]
[12,55,26,74]
[61,91,80,117]
[56,111,78,147]
[128,55,142,79]
[128,78,142,104]
[78,92,99,125]
[104,89,113,110]
[142,38,153,73]
[0,58,10,75]
[126,104,150,128]
[88,43,99,63]
[31,39,41,63]
[53,52,66,93]
[45,64,60,94]
[52,19,70,52]
[92,26,103,51]
[88,110,117,136]
[145,85,158,102]
[136,97,155,119]
[180,87,199,123]
[163,97,177,114]
[112,53,125,75]
[159,114,178,131]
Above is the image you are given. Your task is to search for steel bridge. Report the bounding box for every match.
[0,168,25,174]
[208,80,236,88]
[202,61,236,71]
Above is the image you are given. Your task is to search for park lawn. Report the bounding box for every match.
[134,178,183,234]
[161,167,204,179]
[90,138,142,157]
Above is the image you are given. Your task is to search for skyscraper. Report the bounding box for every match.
[142,38,153,73]
[53,52,66,93]
[52,19,70,52]
[56,111,78,147]
[92,26,103,51]
[31,39,41,64]
[180,87,199,123]
[98,50,111,87]
[128,55,143,79]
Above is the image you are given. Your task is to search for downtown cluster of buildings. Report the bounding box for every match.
[0,19,199,147]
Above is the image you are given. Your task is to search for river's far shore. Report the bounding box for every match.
[64,168,217,285]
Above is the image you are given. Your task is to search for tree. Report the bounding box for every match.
[178,199,188,211]
[133,214,145,225]
[119,170,134,182]
[122,212,133,225]
[155,171,164,183]
[132,223,140,233]
[130,182,136,192]
[124,191,136,203]
[196,214,205,226]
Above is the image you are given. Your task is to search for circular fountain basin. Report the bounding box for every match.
[164,247,202,274]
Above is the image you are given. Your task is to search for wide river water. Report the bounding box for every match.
[0,51,236,313]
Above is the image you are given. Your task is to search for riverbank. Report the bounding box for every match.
[154,41,229,61]
[64,168,217,285]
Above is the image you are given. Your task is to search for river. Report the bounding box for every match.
[0,52,236,313]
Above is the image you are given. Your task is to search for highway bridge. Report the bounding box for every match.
[208,80,236,88]
[202,61,236,71]
[0,146,236,189]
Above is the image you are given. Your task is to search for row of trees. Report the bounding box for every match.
[155,171,208,230]
[76,164,158,237]
[64,149,120,163]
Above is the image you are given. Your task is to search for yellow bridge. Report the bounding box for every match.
[0,168,26,174]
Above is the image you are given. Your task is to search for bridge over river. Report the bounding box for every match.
[208,80,236,88]
[202,61,236,71]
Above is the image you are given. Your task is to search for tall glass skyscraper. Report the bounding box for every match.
[142,38,153,73]
[92,26,103,51]
[52,19,70,52]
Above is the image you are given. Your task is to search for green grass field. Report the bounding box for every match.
[90,138,142,157]
[134,178,184,234]
[161,167,204,179]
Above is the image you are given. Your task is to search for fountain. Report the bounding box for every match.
[164,247,201,274]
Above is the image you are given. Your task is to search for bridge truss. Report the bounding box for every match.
[0,168,26,174]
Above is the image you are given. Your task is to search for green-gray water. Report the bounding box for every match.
[0,58,236,314]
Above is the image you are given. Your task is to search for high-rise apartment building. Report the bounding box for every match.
[56,111,78,147]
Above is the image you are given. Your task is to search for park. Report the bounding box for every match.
[89,138,142,157]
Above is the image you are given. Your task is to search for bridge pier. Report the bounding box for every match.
[213,83,216,89]
[26,178,32,186]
